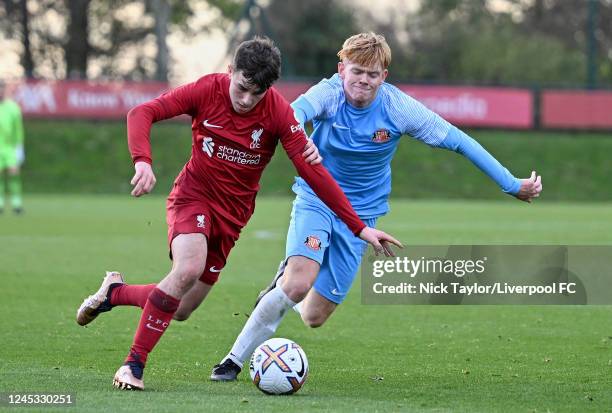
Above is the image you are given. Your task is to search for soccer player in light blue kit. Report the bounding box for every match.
[211,32,542,380]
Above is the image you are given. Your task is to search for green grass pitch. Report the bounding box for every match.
[1,195,611,412]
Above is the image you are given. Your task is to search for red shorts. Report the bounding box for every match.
[166,197,242,285]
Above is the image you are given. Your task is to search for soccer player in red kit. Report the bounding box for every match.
[76,37,401,391]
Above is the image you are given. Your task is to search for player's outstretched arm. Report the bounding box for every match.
[514,171,542,203]
[434,127,532,198]
[130,161,157,197]
[359,227,403,257]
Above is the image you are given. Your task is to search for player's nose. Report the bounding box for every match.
[240,95,254,107]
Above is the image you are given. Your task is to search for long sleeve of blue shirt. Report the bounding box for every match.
[292,91,522,196]
[438,127,522,195]
[291,96,316,126]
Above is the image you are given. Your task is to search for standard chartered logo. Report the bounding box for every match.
[216,145,261,165]
[201,136,260,165]
[202,137,215,157]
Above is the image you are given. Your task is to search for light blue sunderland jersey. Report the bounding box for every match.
[291,73,521,219]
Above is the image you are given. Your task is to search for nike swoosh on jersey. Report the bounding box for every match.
[203,119,223,128]
[209,266,223,273]
[330,288,343,296]
[332,122,349,130]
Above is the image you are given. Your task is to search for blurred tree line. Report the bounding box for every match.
[394,0,610,86]
[1,0,610,87]
[0,0,242,80]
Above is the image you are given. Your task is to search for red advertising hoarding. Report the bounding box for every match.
[277,83,534,129]
[274,81,313,103]
[9,80,169,119]
[398,85,533,129]
[542,90,612,129]
[11,80,307,121]
[9,80,534,129]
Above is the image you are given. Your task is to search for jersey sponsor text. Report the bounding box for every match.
[216,144,261,165]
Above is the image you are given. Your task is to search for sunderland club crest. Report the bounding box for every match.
[372,129,391,143]
[304,235,322,251]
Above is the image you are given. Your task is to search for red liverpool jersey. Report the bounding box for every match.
[127,73,364,234]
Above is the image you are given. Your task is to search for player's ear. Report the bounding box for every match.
[227,65,234,76]
[381,69,388,82]
[338,61,345,79]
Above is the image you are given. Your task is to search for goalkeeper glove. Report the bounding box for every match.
[15,144,24,165]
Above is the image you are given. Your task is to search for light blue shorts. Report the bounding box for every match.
[284,196,377,304]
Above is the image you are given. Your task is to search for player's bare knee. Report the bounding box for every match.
[286,257,318,277]
[304,319,324,328]
[171,267,202,292]
[282,279,312,302]
[172,311,191,322]
[178,272,198,289]
[173,313,188,321]
[179,260,206,280]
[301,311,325,328]
[283,258,317,301]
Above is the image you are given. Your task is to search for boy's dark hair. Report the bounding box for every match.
[232,36,281,92]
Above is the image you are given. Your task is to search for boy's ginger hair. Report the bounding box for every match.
[337,32,391,69]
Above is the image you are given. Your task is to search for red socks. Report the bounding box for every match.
[125,288,180,367]
[110,284,156,309]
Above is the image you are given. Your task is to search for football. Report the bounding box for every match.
[249,337,309,395]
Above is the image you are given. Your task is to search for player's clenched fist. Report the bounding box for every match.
[130,161,157,197]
